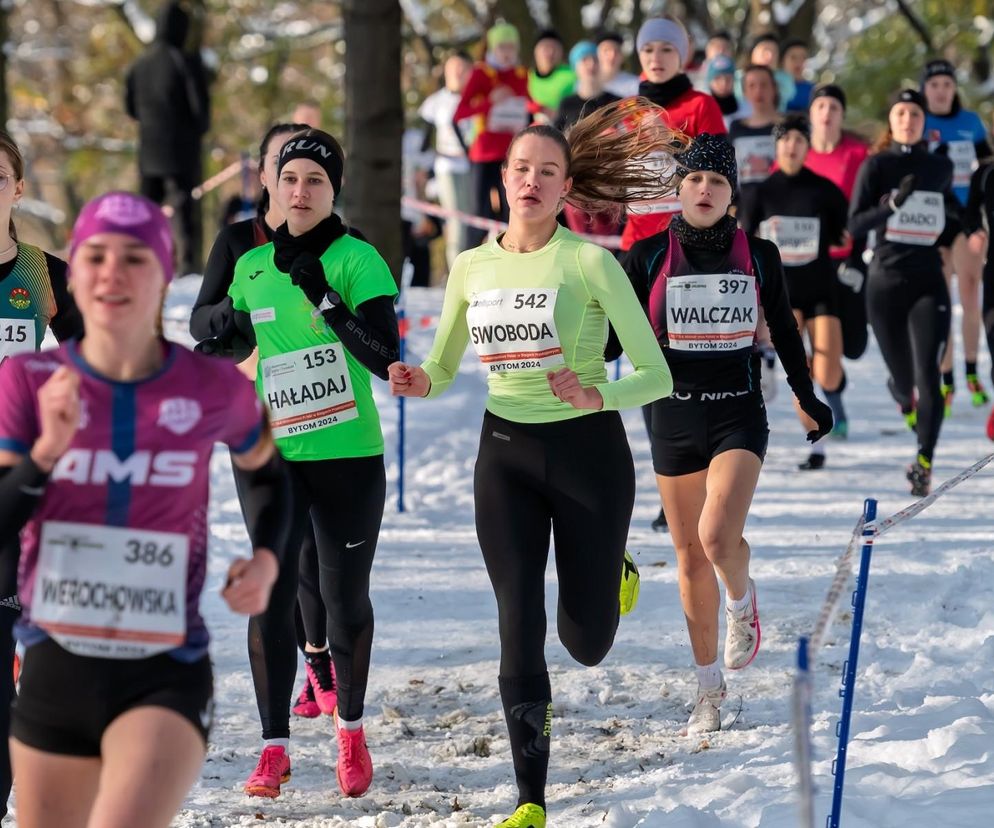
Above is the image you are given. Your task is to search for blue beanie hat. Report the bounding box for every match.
[706,55,735,83]
[635,18,690,66]
[569,40,598,70]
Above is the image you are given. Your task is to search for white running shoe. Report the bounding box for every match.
[724,579,761,670]
[687,678,727,735]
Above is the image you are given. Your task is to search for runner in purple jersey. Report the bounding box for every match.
[0,191,287,828]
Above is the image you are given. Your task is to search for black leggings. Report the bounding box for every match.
[248,455,384,739]
[0,540,17,818]
[468,160,509,248]
[474,410,635,808]
[867,270,951,462]
[233,461,326,650]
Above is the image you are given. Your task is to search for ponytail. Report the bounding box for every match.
[504,100,690,217]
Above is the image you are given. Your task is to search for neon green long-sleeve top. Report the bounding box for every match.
[421,225,673,423]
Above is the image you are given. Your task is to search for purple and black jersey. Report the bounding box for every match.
[0,341,264,660]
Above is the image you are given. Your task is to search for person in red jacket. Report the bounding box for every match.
[620,16,726,253]
[455,22,539,247]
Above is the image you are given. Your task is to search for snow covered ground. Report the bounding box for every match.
[27,279,994,827]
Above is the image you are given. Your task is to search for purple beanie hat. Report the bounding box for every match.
[69,192,174,283]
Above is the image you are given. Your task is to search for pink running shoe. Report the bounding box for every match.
[304,651,338,716]
[335,718,373,797]
[292,675,320,718]
[244,745,291,798]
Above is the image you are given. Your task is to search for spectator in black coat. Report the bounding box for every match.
[125,0,211,274]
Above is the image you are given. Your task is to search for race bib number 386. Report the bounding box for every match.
[665,274,757,352]
[467,288,564,372]
[32,521,188,659]
[262,343,357,439]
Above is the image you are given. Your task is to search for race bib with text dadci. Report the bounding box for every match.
[0,318,36,365]
[734,135,776,184]
[885,190,945,246]
[32,521,188,659]
[665,274,758,352]
[948,140,978,189]
[467,288,564,372]
[759,216,821,266]
[628,152,681,215]
[261,343,357,439]
[488,96,529,133]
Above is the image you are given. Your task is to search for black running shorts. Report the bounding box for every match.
[785,269,838,320]
[11,638,213,756]
[650,390,770,476]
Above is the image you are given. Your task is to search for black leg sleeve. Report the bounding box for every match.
[293,456,385,722]
[499,673,552,810]
[296,523,327,649]
[984,263,994,386]
[0,539,19,818]
[246,475,309,740]
[907,288,951,462]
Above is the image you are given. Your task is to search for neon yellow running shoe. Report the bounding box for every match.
[941,383,954,418]
[967,374,990,407]
[620,550,640,616]
[495,804,546,828]
[903,409,917,431]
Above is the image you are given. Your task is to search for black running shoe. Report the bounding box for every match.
[651,507,668,532]
[907,455,931,497]
[798,452,826,470]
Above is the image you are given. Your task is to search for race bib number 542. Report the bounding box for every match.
[32,521,189,659]
[467,288,564,372]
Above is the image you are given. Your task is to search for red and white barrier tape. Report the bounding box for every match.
[401,196,625,249]
[807,451,994,657]
[192,158,254,200]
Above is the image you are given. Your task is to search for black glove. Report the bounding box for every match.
[891,174,916,209]
[797,390,834,443]
[194,332,255,363]
[289,251,329,307]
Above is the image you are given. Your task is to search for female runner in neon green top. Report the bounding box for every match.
[390,104,685,828]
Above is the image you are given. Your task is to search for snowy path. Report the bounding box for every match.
[37,281,994,827]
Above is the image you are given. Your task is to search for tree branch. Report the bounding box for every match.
[893,0,933,51]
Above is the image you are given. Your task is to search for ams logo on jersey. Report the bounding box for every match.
[52,450,197,487]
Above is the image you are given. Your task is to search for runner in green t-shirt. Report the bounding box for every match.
[228,128,398,801]
[389,107,685,828]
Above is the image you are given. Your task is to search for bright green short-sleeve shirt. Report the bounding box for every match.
[229,234,398,461]
[421,225,671,423]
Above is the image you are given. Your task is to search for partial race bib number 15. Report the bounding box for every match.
[0,318,36,365]
[467,288,564,372]
[32,521,189,659]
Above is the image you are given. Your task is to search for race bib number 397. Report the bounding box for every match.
[665,274,757,352]
[32,521,188,659]
[467,288,564,372]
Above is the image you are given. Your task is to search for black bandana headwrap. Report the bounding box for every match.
[674,133,738,194]
[278,132,345,197]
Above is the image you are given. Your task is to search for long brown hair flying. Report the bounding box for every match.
[503,99,690,216]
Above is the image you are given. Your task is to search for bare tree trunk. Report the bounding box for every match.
[343,0,404,281]
[547,0,585,47]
